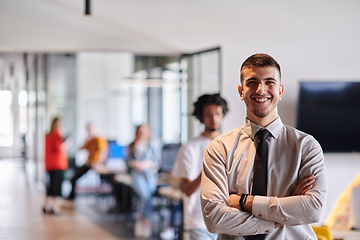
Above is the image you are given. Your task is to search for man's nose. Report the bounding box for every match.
[256,83,266,94]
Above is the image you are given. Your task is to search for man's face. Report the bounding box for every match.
[87,124,94,135]
[202,104,224,132]
[238,66,284,123]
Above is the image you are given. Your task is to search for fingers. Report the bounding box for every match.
[293,186,303,196]
[298,175,315,185]
[293,175,316,196]
[300,176,315,190]
[300,184,313,195]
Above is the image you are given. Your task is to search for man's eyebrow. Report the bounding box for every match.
[245,77,258,82]
[265,77,278,81]
[245,77,278,82]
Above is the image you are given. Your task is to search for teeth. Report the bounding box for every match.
[254,98,268,102]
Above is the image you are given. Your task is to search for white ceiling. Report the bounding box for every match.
[1,0,360,55]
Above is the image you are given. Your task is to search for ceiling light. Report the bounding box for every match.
[85,0,91,16]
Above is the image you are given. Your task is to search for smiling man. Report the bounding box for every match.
[200,54,327,239]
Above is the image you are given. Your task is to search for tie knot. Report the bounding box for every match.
[255,129,270,142]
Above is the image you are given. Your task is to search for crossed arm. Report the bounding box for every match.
[228,175,316,229]
[200,139,327,236]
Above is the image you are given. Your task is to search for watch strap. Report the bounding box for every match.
[239,193,248,212]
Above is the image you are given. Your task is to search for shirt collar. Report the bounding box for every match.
[244,117,283,140]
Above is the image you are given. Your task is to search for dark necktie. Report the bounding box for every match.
[247,129,270,240]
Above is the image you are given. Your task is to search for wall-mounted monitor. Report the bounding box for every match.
[297,81,360,153]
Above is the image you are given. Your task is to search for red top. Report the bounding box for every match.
[45,131,68,171]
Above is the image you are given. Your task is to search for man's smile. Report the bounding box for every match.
[252,96,271,103]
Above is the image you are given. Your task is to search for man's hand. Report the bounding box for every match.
[292,175,315,196]
[227,175,315,231]
[230,193,283,230]
[229,194,254,212]
[229,194,241,209]
[91,162,103,171]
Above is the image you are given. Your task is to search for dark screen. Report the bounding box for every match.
[297,82,360,152]
[160,143,181,172]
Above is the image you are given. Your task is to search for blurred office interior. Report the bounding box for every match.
[1,0,360,239]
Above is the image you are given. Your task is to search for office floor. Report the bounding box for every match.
[0,159,163,240]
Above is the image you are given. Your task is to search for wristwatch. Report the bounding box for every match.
[239,193,248,212]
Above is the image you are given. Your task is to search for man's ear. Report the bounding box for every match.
[238,85,244,100]
[279,84,284,100]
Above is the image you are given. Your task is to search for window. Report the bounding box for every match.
[18,90,28,134]
[0,90,13,147]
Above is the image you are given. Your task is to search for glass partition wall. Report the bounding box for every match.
[24,54,76,182]
[130,47,221,145]
[0,53,76,183]
[128,57,182,144]
[180,47,221,143]
[0,48,221,183]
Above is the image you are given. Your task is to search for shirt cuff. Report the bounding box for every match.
[252,196,275,234]
[252,195,272,221]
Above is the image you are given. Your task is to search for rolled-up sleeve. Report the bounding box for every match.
[201,140,275,236]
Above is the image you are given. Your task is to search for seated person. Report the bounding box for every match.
[127,124,161,238]
[65,123,108,204]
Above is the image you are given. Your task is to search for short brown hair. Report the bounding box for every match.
[240,53,281,84]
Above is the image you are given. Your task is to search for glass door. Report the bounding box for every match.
[180,47,221,143]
